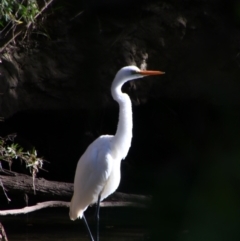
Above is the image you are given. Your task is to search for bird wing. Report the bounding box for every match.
[70,135,114,219]
[81,136,114,201]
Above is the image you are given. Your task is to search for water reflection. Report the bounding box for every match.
[1,207,148,241]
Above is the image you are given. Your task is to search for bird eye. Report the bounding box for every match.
[130,70,137,75]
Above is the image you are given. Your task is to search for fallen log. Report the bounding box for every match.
[0,169,152,213]
[0,169,73,198]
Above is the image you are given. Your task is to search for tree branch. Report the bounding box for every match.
[0,201,69,215]
[0,199,149,216]
[0,222,8,241]
[0,169,152,214]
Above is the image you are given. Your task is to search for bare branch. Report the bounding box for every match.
[0,200,148,216]
[0,179,11,202]
[0,168,152,216]
[0,222,8,241]
[0,201,69,215]
[32,0,55,23]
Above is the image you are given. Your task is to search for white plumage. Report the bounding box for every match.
[69,66,164,222]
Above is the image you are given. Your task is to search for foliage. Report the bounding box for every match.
[0,0,56,51]
[0,0,39,30]
[0,133,44,177]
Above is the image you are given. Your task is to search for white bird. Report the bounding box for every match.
[69,65,165,241]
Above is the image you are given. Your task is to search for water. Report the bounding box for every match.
[1,207,149,241]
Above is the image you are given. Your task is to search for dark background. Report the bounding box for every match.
[1,0,240,240]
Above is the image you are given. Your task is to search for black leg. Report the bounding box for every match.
[83,213,95,241]
[95,194,101,241]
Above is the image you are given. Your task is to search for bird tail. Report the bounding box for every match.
[69,195,84,220]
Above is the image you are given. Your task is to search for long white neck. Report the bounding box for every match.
[111,83,132,159]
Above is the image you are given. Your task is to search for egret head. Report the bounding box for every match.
[112,65,165,87]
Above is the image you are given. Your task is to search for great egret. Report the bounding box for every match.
[69,65,165,241]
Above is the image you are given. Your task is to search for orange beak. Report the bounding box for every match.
[138,70,165,76]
